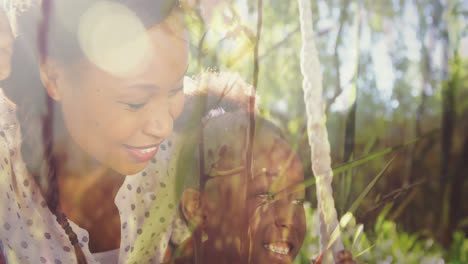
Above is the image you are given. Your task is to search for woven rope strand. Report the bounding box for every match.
[297,0,344,263]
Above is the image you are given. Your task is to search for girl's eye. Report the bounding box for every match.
[257,192,275,201]
[292,199,305,206]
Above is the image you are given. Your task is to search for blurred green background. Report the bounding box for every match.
[184,0,468,263]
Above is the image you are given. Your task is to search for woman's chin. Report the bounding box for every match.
[112,161,148,176]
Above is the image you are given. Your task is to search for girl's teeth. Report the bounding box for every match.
[263,243,290,255]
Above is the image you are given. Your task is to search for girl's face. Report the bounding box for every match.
[51,13,189,175]
[202,130,306,264]
[246,136,306,264]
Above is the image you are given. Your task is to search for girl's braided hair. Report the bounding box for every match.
[1,1,179,263]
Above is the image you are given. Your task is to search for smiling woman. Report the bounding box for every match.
[50,13,188,175]
[0,1,191,264]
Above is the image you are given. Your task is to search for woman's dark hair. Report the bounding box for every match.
[1,1,179,263]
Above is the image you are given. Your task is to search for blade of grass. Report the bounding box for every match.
[300,131,438,191]
[362,134,377,155]
[375,203,394,233]
[389,188,419,221]
[364,179,426,214]
[354,244,375,258]
[347,154,397,214]
[326,155,396,250]
[352,224,364,249]
[276,131,438,200]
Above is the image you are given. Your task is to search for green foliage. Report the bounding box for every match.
[294,204,453,264]
[446,232,468,264]
[184,0,468,260]
[293,203,321,264]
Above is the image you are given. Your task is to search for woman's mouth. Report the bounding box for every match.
[124,144,160,162]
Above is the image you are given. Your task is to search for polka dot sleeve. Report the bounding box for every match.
[0,90,85,263]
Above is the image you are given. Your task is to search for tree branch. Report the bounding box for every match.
[326,0,351,113]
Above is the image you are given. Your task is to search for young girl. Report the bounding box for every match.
[176,111,307,264]
[0,1,191,263]
[168,72,356,264]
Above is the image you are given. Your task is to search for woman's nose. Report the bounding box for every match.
[143,102,174,139]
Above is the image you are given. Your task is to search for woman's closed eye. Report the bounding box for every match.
[118,101,148,111]
[117,84,182,111]
[169,85,184,97]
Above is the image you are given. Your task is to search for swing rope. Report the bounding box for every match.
[297,0,344,263]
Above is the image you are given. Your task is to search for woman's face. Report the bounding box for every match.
[52,13,189,175]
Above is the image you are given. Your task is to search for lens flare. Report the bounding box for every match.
[77,1,153,77]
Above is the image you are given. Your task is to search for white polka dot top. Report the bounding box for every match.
[0,89,191,264]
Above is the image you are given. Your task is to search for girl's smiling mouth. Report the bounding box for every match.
[263,241,292,255]
[262,240,295,263]
[124,143,160,162]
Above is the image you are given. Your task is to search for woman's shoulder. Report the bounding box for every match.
[0,88,18,131]
[0,88,19,153]
[0,88,21,184]
[0,88,16,113]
